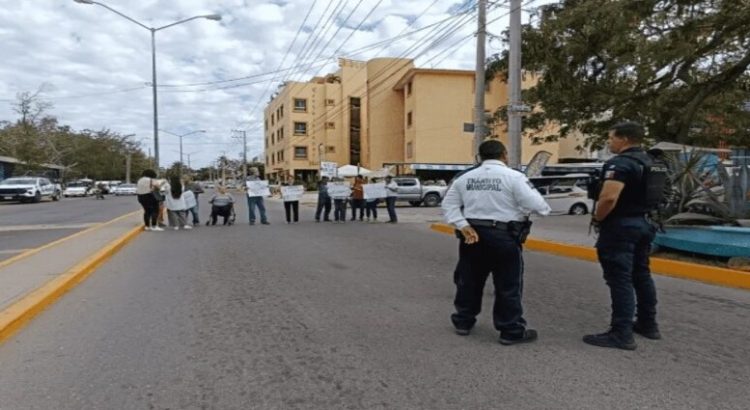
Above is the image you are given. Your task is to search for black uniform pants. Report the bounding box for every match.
[596,216,658,337]
[333,199,347,221]
[451,226,526,336]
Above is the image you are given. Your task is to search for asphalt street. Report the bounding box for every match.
[0,195,140,261]
[0,198,748,409]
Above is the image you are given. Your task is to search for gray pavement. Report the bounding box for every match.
[0,195,140,261]
[0,198,748,409]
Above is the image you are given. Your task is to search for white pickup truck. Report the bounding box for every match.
[391,177,448,207]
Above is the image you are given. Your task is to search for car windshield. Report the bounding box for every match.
[120,184,136,188]
[0,178,36,185]
[67,183,88,188]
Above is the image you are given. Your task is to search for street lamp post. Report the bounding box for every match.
[160,129,205,177]
[73,0,221,174]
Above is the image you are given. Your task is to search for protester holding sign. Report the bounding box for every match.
[385,175,399,223]
[365,178,385,222]
[315,177,332,222]
[350,175,365,221]
[281,182,304,224]
[245,168,270,225]
[329,179,351,223]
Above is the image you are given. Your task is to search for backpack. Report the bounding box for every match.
[619,151,669,210]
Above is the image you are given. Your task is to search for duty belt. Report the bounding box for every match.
[466,219,511,229]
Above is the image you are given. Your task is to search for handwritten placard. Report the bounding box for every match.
[281,185,304,202]
[363,183,387,200]
[246,180,271,197]
[328,183,352,199]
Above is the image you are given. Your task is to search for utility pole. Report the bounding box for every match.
[232,130,248,181]
[473,0,488,156]
[125,153,132,184]
[507,0,524,168]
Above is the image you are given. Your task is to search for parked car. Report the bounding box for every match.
[112,183,137,196]
[391,177,448,207]
[529,174,593,215]
[0,177,60,203]
[63,181,93,197]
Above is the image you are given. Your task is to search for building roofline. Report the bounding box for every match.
[394,68,475,90]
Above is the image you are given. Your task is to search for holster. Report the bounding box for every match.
[507,220,532,245]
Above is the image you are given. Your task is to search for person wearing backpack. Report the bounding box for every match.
[585,122,668,351]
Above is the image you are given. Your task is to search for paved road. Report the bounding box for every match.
[0,195,140,261]
[0,199,748,409]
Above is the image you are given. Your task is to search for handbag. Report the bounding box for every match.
[151,178,165,201]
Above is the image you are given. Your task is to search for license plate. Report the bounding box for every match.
[3,196,12,200]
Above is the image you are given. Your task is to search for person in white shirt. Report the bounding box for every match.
[442,140,550,345]
[163,176,192,230]
[384,176,399,223]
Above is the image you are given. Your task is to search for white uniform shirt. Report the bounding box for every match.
[442,160,551,229]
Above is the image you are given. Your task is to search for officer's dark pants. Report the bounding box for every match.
[451,226,526,336]
[333,199,347,221]
[596,216,658,337]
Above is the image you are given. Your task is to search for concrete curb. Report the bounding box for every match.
[430,223,750,291]
[0,210,141,271]
[0,226,142,344]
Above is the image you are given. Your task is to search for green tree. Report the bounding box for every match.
[488,0,750,148]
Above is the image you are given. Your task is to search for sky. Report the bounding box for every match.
[0,0,547,169]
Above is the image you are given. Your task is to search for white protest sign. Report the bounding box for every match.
[246,180,271,197]
[328,182,351,199]
[320,161,338,178]
[363,183,387,200]
[281,185,304,202]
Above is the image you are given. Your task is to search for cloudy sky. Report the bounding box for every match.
[0,0,546,168]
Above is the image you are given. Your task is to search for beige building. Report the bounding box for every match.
[263,58,590,181]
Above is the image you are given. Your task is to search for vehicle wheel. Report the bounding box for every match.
[33,191,42,203]
[423,193,441,207]
[569,203,588,215]
[408,201,422,207]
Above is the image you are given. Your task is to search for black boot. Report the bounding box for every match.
[499,329,538,345]
[583,330,636,350]
[633,321,662,340]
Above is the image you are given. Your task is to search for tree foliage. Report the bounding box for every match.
[488,0,750,148]
[0,91,151,181]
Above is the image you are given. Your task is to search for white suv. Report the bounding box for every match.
[0,177,61,203]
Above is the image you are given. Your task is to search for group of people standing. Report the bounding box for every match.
[315,175,399,224]
[136,169,236,230]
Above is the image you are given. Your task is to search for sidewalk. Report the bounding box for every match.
[0,212,142,312]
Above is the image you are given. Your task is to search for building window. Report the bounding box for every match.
[265,137,268,147]
[326,122,335,130]
[349,97,361,165]
[280,104,284,118]
[294,146,308,159]
[294,98,307,112]
[271,132,275,145]
[279,127,284,140]
[463,123,475,133]
[294,122,307,135]
[271,113,275,126]
[326,99,335,106]
[407,111,413,128]
[407,81,412,96]
[326,146,336,154]
[264,120,268,130]
[406,142,413,158]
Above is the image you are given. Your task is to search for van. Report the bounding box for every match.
[529,174,593,215]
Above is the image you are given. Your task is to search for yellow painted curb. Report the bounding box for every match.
[430,223,750,291]
[0,225,143,344]
[0,210,141,271]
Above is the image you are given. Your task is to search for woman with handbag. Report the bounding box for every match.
[136,169,164,231]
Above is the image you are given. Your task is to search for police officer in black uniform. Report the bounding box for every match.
[584,122,663,350]
[442,140,551,345]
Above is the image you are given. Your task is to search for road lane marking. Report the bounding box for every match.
[0,210,140,271]
[0,225,142,344]
[0,249,31,255]
[0,223,98,232]
[430,223,750,291]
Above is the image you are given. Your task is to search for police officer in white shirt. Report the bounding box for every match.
[442,140,551,345]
